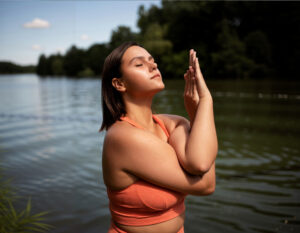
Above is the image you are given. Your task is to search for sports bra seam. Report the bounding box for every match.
[120,114,169,138]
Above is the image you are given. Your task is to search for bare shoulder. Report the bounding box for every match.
[103,118,183,165]
[156,114,190,134]
[102,120,151,189]
[104,120,145,151]
[103,120,159,159]
[103,119,175,174]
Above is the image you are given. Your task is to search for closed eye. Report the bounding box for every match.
[135,64,143,67]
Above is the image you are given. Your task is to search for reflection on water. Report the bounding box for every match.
[0,74,299,233]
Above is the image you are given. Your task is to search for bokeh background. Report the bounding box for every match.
[0,1,299,233]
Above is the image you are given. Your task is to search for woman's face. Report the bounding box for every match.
[119,46,165,97]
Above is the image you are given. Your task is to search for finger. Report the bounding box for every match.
[192,52,196,70]
[192,71,198,97]
[185,70,191,95]
[188,66,194,96]
[196,57,201,70]
[193,56,197,77]
[193,51,197,68]
[195,57,202,93]
[195,57,203,79]
[186,69,191,96]
[189,49,193,67]
[184,72,188,94]
[191,69,195,97]
[191,50,196,71]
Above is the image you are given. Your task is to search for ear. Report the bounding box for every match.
[112,77,126,92]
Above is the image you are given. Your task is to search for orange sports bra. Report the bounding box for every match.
[107,114,186,226]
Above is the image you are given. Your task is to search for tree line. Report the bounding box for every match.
[35,1,299,80]
[0,61,35,74]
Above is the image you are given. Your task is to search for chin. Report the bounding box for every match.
[153,83,165,94]
[156,81,165,91]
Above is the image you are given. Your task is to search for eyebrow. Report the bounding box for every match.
[128,56,154,64]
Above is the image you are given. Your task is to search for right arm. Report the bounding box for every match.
[103,126,215,196]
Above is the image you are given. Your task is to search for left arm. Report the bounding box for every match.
[159,50,218,175]
[168,99,217,176]
[158,114,209,175]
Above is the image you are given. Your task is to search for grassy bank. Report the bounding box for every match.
[0,165,53,233]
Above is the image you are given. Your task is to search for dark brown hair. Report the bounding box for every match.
[99,41,139,131]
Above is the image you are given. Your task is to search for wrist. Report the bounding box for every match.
[199,93,213,102]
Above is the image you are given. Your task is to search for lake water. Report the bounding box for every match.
[0,74,299,233]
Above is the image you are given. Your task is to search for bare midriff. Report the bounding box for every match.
[115,213,185,233]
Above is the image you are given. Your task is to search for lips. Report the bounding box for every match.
[151,73,161,79]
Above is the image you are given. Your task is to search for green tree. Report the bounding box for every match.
[86,43,110,76]
[243,30,274,78]
[161,50,188,79]
[0,62,22,73]
[137,5,164,36]
[109,26,138,49]
[142,23,173,66]
[45,55,55,75]
[211,19,255,79]
[51,55,64,76]
[63,45,85,77]
[36,54,48,76]
[244,30,272,65]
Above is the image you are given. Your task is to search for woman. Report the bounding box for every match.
[100,41,218,233]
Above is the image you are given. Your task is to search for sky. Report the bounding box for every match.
[0,0,161,66]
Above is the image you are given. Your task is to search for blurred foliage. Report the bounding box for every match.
[0,166,53,233]
[210,18,255,79]
[0,62,35,74]
[109,26,139,50]
[86,44,110,75]
[63,46,85,77]
[31,1,300,79]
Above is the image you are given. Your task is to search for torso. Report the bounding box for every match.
[103,114,184,232]
[115,213,185,233]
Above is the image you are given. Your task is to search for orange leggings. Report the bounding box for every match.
[108,221,184,233]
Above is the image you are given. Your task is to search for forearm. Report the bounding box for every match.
[168,100,217,175]
[175,49,218,175]
[185,95,218,174]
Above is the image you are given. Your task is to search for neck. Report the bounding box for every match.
[123,94,155,129]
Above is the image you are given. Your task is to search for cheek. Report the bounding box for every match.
[123,69,148,88]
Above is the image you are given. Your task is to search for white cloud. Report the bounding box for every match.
[32,44,42,51]
[80,34,89,41]
[24,18,50,28]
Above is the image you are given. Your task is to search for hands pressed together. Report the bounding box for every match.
[184,49,212,124]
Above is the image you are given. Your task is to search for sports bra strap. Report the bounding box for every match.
[120,115,169,138]
[152,115,170,138]
[119,116,144,130]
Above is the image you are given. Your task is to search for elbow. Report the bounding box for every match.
[192,178,216,196]
[205,182,216,195]
[189,160,216,196]
[185,150,218,176]
[187,163,211,176]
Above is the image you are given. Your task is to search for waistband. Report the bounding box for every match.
[110,197,185,226]
[108,221,184,233]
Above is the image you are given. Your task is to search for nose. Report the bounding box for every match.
[148,61,157,71]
